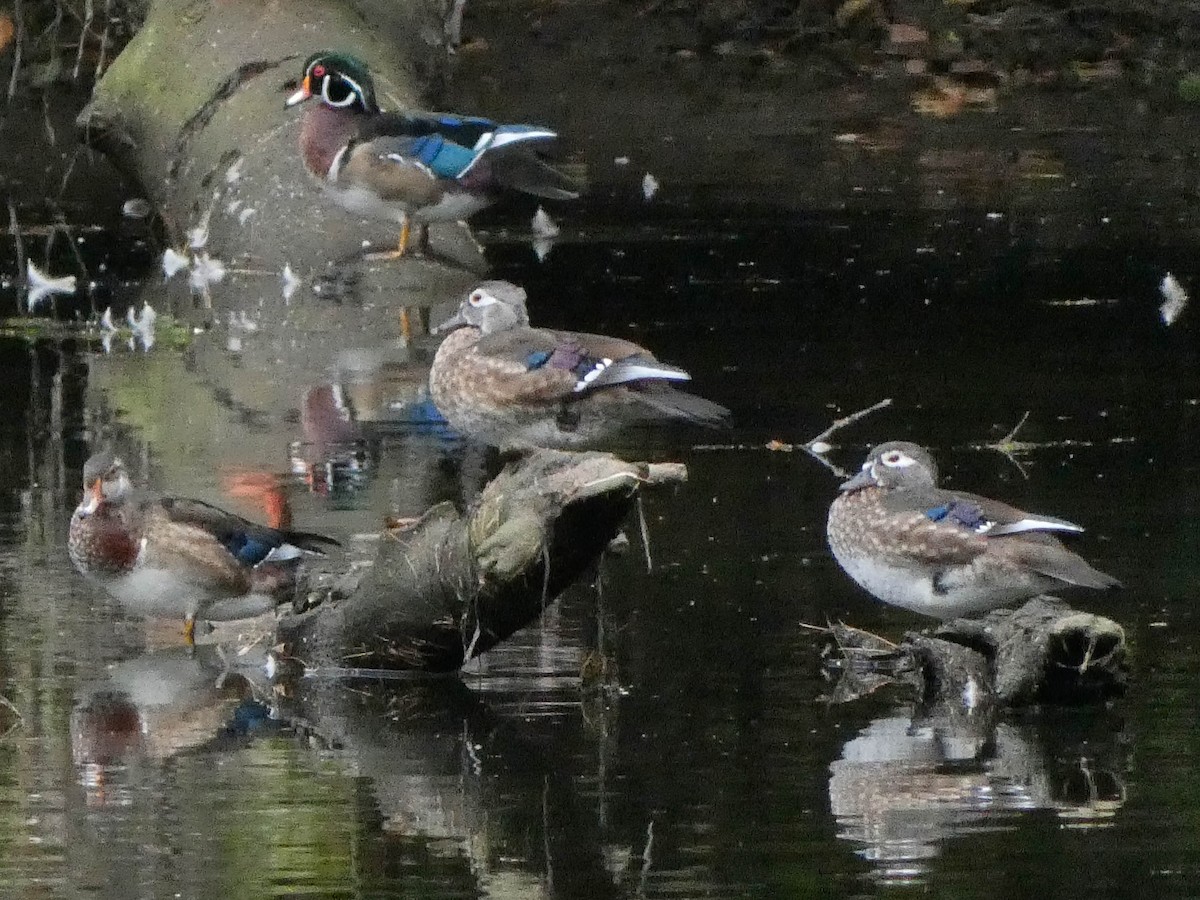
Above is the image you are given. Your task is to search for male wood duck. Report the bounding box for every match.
[284,51,579,261]
[68,452,338,642]
[429,280,730,450]
[827,441,1119,619]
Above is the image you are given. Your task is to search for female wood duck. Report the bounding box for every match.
[827,441,1120,619]
[429,280,730,450]
[68,452,338,642]
[284,51,579,259]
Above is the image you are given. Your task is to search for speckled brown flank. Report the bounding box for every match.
[828,486,985,568]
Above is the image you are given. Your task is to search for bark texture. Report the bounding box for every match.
[277,450,684,673]
[825,596,1127,707]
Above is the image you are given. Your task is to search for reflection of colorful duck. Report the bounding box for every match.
[71,645,274,805]
[292,346,459,499]
[69,452,338,643]
[222,469,295,530]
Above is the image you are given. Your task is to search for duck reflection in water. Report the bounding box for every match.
[828,705,1127,884]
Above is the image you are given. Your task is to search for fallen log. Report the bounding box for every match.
[277,449,686,673]
[77,0,485,313]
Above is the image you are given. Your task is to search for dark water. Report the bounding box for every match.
[5,104,1200,899]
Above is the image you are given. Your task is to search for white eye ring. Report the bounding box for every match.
[880,451,915,468]
[321,74,361,109]
[469,290,496,307]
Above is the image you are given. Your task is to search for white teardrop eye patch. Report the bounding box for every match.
[880,450,916,468]
[468,290,497,307]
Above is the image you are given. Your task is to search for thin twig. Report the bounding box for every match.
[978,410,1032,478]
[73,0,93,82]
[995,410,1030,446]
[804,397,893,449]
[0,694,24,741]
[6,0,23,103]
[635,493,652,574]
[797,397,893,477]
[8,199,25,314]
[93,0,112,81]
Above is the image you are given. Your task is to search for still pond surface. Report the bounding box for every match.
[2,99,1200,899]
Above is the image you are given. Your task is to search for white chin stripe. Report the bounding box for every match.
[327,145,349,182]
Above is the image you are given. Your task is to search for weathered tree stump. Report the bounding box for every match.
[823,596,1127,707]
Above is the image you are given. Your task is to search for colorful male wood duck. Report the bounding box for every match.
[284,51,579,261]
[827,441,1119,619]
[429,280,730,450]
[68,451,338,642]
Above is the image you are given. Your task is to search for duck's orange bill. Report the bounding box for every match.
[284,75,313,108]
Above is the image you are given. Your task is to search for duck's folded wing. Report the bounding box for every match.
[365,112,506,152]
[882,489,1085,538]
[473,329,692,402]
[155,497,338,566]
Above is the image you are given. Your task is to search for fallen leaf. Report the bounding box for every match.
[765,439,794,452]
[0,15,14,55]
[912,85,965,118]
[888,24,928,44]
[834,0,875,27]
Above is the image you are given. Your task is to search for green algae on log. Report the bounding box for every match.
[78,0,485,315]
[277,451,687,674]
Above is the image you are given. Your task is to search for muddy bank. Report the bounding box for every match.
[450,0,1200,223]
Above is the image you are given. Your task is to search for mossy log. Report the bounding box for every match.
[78,0,484,311]
[277,450,685,673]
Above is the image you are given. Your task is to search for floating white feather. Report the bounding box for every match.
[642,173,659,202]
[531,206,560,238]
[25,260,76,309]
[1160,272,1189,326]
[162,248,189,279]
[281,264,301,301]
[189,253,226,291]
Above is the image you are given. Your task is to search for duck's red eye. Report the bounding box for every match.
[312,64,326,78]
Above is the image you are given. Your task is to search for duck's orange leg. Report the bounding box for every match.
[365,219,411,261]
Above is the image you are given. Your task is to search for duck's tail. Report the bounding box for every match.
[633,385,731,428]
[491,151,582,200]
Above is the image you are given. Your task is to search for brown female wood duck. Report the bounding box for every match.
[429,280,730,450]
[284,51,579,260]
[827,441,1120,619]
[68,452,338,642]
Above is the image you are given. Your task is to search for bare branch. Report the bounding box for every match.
[7,199,25,315]
[804,397,893,450]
